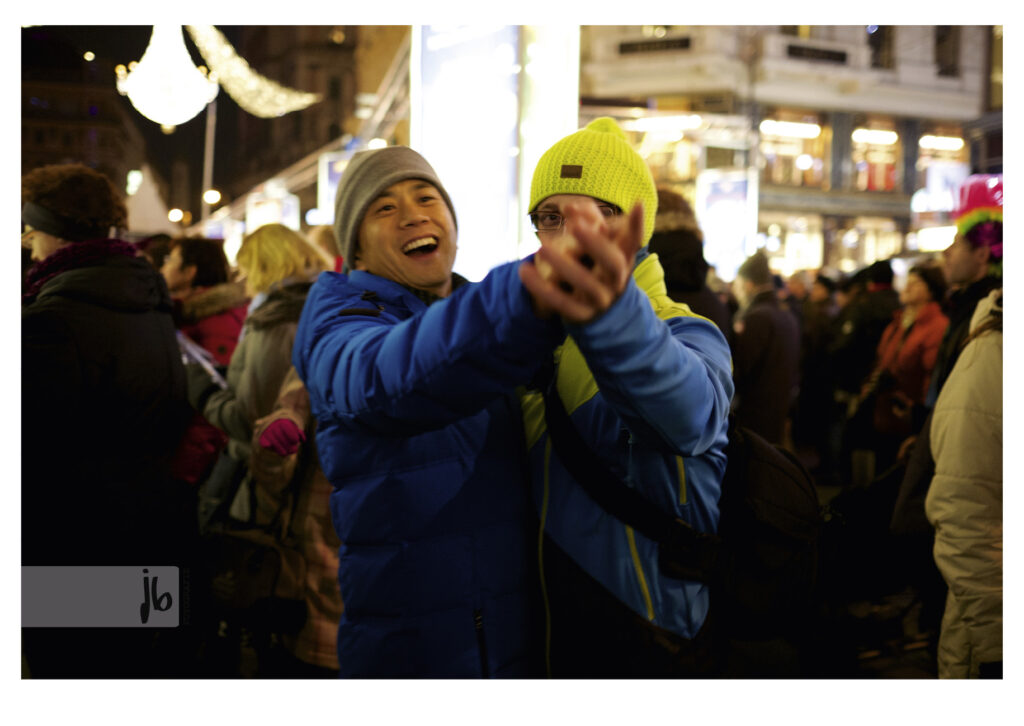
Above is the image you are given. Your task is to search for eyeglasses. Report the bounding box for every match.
[528,203,621,232]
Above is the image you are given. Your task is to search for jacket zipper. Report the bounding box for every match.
[474,609,490,678]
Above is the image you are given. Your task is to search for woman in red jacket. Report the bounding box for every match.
[855,263,949,473]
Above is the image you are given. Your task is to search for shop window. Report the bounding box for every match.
[867,26,894,70]
[935,26,960,77]
[914,123,968,194]
[851,117,901,192]
[758,111,829,189]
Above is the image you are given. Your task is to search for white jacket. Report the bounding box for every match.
[925,288,1002,678]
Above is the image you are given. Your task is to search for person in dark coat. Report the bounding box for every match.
[647,188,732,343]
[21,163,193,677]
[731,250,800,445]
[793,273,840,477]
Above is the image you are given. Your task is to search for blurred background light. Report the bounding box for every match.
[919,134,965,151]
[852,128,899,145]
[115,25,219,127]
[759,119,821,139]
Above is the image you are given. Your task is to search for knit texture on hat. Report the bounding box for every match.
[529,117,658,244]
[333,146,457,273]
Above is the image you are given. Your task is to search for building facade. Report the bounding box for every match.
[579,24,1000,278]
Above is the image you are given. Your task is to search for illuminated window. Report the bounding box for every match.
[758,111,829,189]
[851,116,901,192]
[915,123,968,193]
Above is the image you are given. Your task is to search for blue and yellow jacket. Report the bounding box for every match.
[292,263,563,677]
[520,253,734,641]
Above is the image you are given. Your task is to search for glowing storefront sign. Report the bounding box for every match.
[695,169,759,281]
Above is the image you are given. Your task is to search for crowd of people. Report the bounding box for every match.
[20,127,1002,680]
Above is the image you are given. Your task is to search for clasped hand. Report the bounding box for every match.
[519,201,644,325]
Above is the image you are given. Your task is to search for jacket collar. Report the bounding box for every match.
[633,252,669,299]
[348,269,470,311]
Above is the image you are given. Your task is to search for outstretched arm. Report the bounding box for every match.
[294,264,565,436]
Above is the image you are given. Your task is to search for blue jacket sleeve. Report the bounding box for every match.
[293,262,564,435]
[566,278,734,456]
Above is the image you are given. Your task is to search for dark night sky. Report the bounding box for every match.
[21,25,245,207]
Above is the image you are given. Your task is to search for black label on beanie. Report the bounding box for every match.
[560,165,583,179]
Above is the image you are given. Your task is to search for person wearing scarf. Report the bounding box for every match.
[21,163,194,678]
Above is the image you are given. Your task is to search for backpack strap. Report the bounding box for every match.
[540,364,723,583]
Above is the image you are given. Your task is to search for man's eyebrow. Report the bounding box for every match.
[536,201,560,211]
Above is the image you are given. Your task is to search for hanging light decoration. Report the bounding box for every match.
[186,25,322,117]
[115,25,219,127]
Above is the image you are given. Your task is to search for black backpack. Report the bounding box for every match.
[541,380,822,645]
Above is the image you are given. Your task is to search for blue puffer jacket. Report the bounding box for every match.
[292,263,563,677]
[519,253,734,643]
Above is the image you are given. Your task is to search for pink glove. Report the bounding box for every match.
[258,418,306,456]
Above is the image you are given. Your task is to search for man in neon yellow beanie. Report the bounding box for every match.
[516,118,734,676]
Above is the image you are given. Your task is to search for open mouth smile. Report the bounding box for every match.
[402,236,439,256]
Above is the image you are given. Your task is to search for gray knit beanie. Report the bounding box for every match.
[334,146,457,273]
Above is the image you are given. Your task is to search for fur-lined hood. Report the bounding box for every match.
[180,280,249,322]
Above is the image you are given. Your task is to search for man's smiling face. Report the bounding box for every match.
[354,179,457,297]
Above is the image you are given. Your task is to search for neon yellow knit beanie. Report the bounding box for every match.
[529,117,658,244]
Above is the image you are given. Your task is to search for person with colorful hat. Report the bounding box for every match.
[890,173,1003,657]
[516,118,734,676]
[292,146,563,677]
[927,173,1003,406]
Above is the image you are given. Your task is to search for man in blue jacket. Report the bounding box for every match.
[516,118,733,676]
[292,146,563,677]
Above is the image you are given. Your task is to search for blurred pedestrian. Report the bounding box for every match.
[184,222,328,675]
[847,263,949,479]
[793,272,840,478]
[247,366,343,677]
[21,163,193,677]
[647,187,732,342]
[163,236,248,364]
[161,237,249,487]
[307,224,344,272]
[925,288,1001,678]
[731,250,800,446]
[137,232,172,269]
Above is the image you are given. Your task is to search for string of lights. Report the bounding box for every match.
[186,24,322,118]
